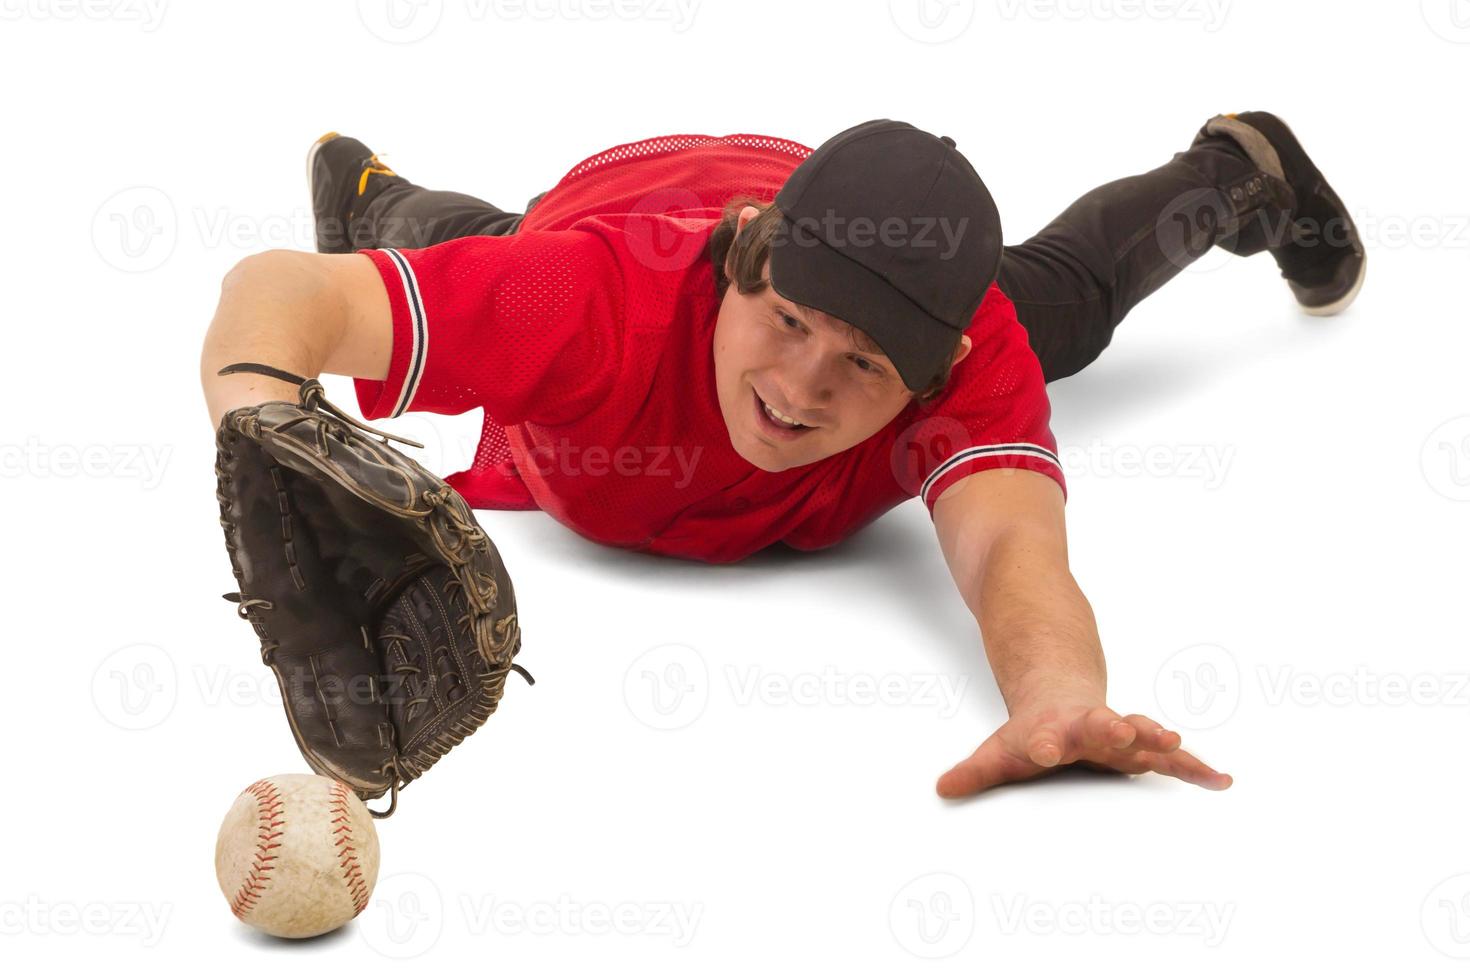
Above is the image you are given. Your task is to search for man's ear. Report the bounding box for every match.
[725,206,760,283]
[950,335,973,369]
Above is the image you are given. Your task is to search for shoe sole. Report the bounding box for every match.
[1298,253,1366,317]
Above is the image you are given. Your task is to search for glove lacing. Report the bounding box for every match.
[214,362,533,820]
[216,361,426,451]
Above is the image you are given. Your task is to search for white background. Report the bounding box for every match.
[2,0,1467,973]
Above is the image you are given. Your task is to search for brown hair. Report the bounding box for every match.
[706,197,959,403]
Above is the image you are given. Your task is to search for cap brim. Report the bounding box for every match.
[767,224,965,392]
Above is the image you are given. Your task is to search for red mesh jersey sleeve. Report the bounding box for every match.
[352,231,623,426]
[894,284,1068,514]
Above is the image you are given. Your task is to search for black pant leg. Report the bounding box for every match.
[350,183,534,249]
[999,126,1286,383]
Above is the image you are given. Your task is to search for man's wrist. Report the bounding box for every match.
[1001,671,1106,713]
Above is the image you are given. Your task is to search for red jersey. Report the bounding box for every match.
[352,132,1066,563]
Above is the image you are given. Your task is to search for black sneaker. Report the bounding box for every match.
[1203,111,1366,316]
[306,132,402,254]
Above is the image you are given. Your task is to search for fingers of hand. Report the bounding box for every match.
[936,737,1041,798]
[1119,713,1182,753]
[1141,746,1233,789]
[1025,724,1066,768]
[1077,706,1134,751]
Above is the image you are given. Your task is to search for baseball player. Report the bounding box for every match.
[201,115,1363,808]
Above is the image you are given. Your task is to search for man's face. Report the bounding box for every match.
[712,208,972,472]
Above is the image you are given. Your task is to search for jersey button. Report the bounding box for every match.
[732,496,750,512]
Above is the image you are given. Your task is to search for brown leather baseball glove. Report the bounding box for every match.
[212,362,531,817]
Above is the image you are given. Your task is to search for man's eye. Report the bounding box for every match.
[852,357,875,373]
[778,313,801,330]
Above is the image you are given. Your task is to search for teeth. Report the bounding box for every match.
[762,400,805,428]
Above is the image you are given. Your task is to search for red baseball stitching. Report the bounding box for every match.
[230,779,285,919]
[329,780,370,914]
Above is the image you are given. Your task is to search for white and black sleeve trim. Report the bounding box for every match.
[382,247,428,419]
[920,442,1063,502]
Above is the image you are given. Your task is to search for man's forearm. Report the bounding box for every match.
[199,250,350,428]
[971,526,1107,712]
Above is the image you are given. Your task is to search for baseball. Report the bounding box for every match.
[215,773,381,939]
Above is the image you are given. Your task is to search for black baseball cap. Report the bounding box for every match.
[769,119,1003,392]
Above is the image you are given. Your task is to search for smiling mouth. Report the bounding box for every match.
[751,387,816,439]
